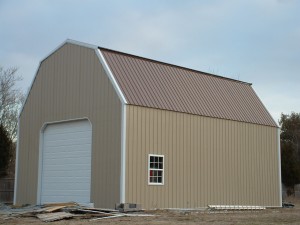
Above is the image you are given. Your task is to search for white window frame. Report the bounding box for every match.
[148,154,164,185]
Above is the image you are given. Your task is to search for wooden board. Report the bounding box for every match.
[36,212,73,222]
[43,202,78,207]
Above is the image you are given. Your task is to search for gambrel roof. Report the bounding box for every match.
[21,40,277,127]
[100,47,277,127]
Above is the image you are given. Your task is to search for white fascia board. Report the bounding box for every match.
[277,128,282,206]
[95,49,127,104]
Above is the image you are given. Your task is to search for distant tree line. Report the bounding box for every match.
[280,112,300,195]
[0,66,24,177]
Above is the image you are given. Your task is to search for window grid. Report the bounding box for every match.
[148,154,164,185]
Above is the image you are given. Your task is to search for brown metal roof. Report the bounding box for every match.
[100,47,277,127]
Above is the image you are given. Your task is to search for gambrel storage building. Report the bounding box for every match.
[15,40,281,209]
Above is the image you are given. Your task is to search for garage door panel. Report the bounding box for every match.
[45,122,91,133]
[42,182,90,190]
[42,195,89,204]
[40,120,92,204]
[43,178,90,184]
[45,152,90,165]
[44,138,91,148]
[43,146,91,156]
[43,162,91,168]
[43,167,90,175]
[45,131,92,140]
[44,134,92,144]
[43,177,90,184]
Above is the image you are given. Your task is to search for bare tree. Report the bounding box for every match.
[0,66,24,141]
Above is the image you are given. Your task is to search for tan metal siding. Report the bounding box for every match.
[125,105,280,209]
[16,43,122,208]
[101,48,277,127]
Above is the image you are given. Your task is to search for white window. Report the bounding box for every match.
[148,154,164,185]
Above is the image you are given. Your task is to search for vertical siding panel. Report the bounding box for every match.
[132,106,137,204]
[209,117,214,204]
[187,115,191,207]
[219,119,224,204]
[139,107,144,206]
[168,110,171,208]
[191,116,196,207]
[161,110,166,207]
[173,111,176,207]
[255,124,261,205]
[271,128,277,206]
[171,112,176,207]
[199,116,204,206]
[229,121,235,204]
[196,116,200,207]
[267,127,273,205]
[180,113,184,207]
[145,108,150,208]
[203,117,208,205]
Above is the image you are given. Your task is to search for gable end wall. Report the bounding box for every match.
[16,43,122,208]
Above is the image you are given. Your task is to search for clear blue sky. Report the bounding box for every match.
[1,0,299,124]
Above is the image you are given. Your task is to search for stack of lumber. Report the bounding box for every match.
[1,202,155,222]
[208,205,266,210]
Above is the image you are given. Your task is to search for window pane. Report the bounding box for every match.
[159,157,163,162]
[150,156,154,162]
[150,163,154,169]
[150,177,154,183]
[158,177,162,183]
[154,177,158,183]
[159,163,163,169]
[158,171,162,176]
[153,170,158,176]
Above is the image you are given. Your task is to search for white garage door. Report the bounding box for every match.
[40,120,92,204]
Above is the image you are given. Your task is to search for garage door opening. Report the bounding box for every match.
[38,119,92,204]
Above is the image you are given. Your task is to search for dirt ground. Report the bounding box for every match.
[1,197,300,225]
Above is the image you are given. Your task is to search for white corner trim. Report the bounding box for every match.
[36,117,92,205]
[277,128,282,206]
[13,118,20,205]
[96,49,127,104]
[120,104,127,203]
